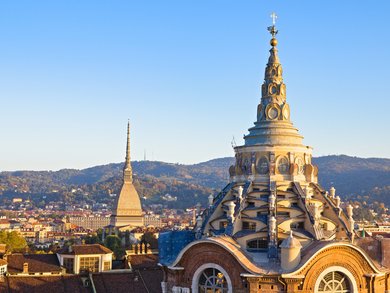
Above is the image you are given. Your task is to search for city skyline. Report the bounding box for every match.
[1,1,390,171]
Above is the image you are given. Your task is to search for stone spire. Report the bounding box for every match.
[123,121,133,183]
[244,16,303,146]
[261,23,285,107]
[110,121,143,228]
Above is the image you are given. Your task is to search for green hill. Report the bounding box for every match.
[1,155,390,209]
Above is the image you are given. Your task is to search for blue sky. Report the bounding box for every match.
[0,1,389,171]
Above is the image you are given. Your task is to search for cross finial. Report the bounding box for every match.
[267,12,278,39]
[271,12,277,25]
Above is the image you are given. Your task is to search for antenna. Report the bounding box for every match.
[231,136,237,149]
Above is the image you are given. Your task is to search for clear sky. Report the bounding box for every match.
[0,1,389,171]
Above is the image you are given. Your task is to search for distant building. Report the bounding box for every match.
[144,214,163,228]
[109,122,144,229]
[69,216,110,231]
[57,244,113,274]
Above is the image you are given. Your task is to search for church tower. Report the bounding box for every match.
[110,122,144,228]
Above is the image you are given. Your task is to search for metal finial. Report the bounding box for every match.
[267,12,278,38]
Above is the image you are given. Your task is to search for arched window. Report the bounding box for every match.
[317,271,351,293]
[198,267,228,293]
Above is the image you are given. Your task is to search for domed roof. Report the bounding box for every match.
[280,231,302,249]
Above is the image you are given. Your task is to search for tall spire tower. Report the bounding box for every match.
[110,122,144,229]
[124,121,133,183]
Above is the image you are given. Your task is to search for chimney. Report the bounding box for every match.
[23,262,28,274]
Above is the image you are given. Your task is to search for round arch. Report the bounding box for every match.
[191,263,233,293]
[314,266,358,293]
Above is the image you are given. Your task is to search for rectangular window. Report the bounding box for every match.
[242,222,256,231]
[63,258,74,274]
[103,261,111,271]
[256,211,267,217]
[278,212,289,217]
[247,202,255,208]
[290,222,304,229]
[79,257,100,273]
[247,239,268,251]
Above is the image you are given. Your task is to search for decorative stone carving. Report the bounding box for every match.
[227,201,236,221]
[282,103,290,120]
[257,156,269,174]
[243,157,252,175]
[196,216,203,228]
[329,187,336,198]
[347,204,353,218]
[237,186,243,198]
[295,156,304,174]
[208,194,214,207]
[335,196,341,209]
[277,156,290,174]
[269,216,276,233]
[269,190,276,209]
[196,202,202,215]
[266,103,281,121]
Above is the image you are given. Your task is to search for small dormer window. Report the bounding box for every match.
[247,238,268,252]
[242,222,256,231]
[247,202,255,208]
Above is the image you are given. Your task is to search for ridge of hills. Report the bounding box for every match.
[1,155,390,209]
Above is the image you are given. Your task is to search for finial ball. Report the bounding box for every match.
[270,38,278,47]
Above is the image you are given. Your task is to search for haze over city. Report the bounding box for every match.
[1,1,389,171]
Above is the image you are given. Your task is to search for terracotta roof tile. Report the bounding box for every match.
[5,276,92,293]
[7,254,62,274]
[58,244,112,256]
[128,254,159,269]
[91,269,163,293]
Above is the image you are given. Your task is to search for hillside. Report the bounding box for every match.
[1,155,390,209]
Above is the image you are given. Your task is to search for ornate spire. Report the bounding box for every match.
[244,13,304,146]
[261,12,285,107]
[124,120,133,183]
